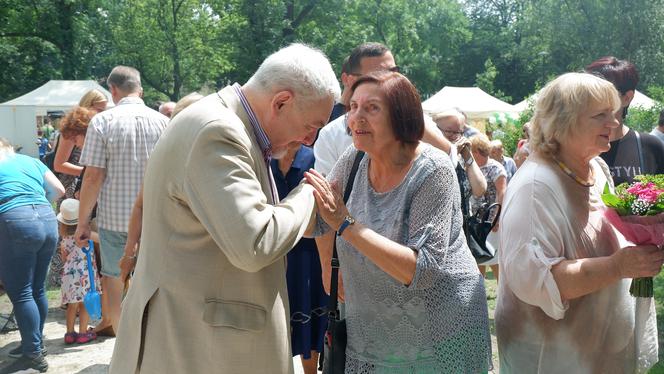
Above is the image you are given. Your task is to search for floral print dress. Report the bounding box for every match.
[60,235,102,305]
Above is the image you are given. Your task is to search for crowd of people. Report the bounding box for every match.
[1,41,664,374]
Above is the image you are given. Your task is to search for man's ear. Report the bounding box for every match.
[271,90,294,112]
[341,72,352,90]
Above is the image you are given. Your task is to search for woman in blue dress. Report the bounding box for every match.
[271,142,328,374]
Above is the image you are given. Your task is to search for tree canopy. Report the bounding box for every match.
[1,0,663,105]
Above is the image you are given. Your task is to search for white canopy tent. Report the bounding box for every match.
[0,80,112,157]
[514,90,658,112]
[631,90,658,109]
[422,86,517,122]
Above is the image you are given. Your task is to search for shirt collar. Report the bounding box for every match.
[232,83,272,160]
[116,96,144,106]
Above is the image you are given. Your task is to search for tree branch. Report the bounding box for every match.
[0,31,62,49]
[290,0,319,30]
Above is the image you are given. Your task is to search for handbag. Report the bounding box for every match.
[455,161,502,263]
[42,134,60,174]
[465,202,501,263]
[322,151,364,374]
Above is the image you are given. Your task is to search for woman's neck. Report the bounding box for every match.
[553,150,593,181]
[368,143,419,192]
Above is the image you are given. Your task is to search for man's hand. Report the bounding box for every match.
[75,221,92,248]
[119,254,137,282]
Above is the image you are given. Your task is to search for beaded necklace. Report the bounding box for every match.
[553,157,595,187]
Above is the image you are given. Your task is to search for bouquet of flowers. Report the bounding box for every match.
[602,175,664,297]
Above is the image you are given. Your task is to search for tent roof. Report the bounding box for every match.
[0,80,112,107]
[631,90,657,109]
[422,86,516,118]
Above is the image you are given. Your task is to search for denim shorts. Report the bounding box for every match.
[98,228,128,278]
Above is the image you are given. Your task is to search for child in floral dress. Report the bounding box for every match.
[58,199,101,344]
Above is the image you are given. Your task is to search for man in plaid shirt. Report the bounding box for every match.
[75,66,168,336]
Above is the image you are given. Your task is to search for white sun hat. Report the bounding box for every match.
[57,198,79,225]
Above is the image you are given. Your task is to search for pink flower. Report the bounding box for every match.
[638,190,660,204]
[627,182,655,195]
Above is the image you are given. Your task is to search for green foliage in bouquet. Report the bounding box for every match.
[602,175,664,217]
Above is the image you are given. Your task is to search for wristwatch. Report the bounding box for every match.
[464,156,475,166]
[337,215,356,236]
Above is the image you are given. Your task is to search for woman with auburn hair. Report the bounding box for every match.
[48,106,95,289]
[53,106,94,199]
[496,72,664,373]
[305,71,491,372]
[53,90,107,186]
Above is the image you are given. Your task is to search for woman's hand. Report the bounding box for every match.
[456,137,472,160]
[611,244,664,278]
[304,169,349,231]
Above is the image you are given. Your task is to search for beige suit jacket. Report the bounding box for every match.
[109,86,316,374]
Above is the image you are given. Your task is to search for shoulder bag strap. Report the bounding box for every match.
[328,151,364,320]
[635,131,645,174]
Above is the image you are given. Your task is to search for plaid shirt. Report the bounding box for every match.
[79,96,168,232]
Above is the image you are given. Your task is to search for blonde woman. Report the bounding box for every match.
[496,73,664,373]
[78,89,108,112]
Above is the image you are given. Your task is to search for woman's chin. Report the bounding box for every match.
[352,139,369,153]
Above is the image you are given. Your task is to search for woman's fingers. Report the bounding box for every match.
[304,171,329,194]
[305,171,335,204]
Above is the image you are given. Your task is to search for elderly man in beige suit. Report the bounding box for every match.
[109,44,340,374]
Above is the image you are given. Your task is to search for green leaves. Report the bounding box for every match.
[2,0,664,109]
[601,182,632,216]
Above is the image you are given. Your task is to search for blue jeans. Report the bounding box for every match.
[0,204,58,356]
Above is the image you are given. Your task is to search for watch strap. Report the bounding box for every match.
[337,216,354,236]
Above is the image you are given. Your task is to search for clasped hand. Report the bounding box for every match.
[612,244,664,278]
[304,169,348,231]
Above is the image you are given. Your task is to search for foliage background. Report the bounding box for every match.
[1,0,663,141]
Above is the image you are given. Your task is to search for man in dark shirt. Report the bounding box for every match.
[586,57,664,185]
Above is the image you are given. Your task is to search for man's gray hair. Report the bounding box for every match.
[246,43,340,103]
[107,66,142,93]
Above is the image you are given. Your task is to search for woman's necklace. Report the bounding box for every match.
[553,157,594,187]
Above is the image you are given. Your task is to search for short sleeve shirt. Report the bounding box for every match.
[470,158,507,215]
[79,96,168,232]
[0,154,50,213]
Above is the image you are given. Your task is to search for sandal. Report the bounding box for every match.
[64,332,78,344]
[76,331,97,344]
[89,325,115,337]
